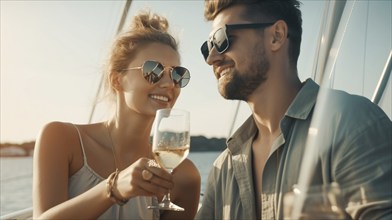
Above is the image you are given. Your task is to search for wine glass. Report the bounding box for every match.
[283,182,351,219]
[148,108,190,211]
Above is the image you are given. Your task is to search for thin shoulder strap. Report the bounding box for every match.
[72,124,88,165]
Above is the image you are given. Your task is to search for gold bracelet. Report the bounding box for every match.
[106,168,129,206]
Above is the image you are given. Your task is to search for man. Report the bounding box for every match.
[196,0,392,219]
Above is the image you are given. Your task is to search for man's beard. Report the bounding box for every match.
[219,48,269,101]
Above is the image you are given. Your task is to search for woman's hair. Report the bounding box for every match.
[101,10,178,103]
[204,0,302,66]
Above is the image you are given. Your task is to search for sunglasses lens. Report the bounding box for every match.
[213,28,228,53]
[201,41,209,60]
[141,60,190,87]
[143,60,164,83]
[172,67,190,88]
[201,28,229,61]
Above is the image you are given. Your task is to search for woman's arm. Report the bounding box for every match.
[33,122,175,219]
[32,122,114,219]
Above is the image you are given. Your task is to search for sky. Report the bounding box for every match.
[1,0,391,143]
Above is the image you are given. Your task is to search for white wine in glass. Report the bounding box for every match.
[148,108,190,211]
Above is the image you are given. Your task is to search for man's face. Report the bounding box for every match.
[205,5,271,101]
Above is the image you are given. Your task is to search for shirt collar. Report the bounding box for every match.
[286,78,319,120]
[226,78,319,154]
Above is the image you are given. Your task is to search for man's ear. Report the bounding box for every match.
[270,20,288,51]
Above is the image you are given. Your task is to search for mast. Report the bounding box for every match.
[88,0,133,123]
[311,0,347,84]
[372,50,392,105]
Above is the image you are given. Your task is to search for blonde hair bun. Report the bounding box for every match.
[130,10,170,33]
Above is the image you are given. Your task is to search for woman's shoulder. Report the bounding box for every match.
[174,159,201,185]
[35,121,83,157]
[182,158,200,173]
[37,121,76,141]
[38,121,102,141]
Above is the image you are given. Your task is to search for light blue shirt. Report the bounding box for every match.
[196,79,392,219]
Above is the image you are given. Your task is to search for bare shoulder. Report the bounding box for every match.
[39,121,74,134]
[35,121,80,161]
[37,121,77,144]
[173,159,201,186]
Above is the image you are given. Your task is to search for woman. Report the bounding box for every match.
[32,10,200,219]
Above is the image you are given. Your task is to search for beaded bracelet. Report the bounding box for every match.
[106,168,129,206]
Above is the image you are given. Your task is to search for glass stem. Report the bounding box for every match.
[162,192,171,203]
[162,169,173,205]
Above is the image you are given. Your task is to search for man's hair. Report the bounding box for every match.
[204,0,302,65]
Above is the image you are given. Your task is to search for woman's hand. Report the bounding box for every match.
[113,158,174,200]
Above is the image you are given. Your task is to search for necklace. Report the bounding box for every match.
[106,123,119,170]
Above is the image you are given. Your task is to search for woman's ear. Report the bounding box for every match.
[110,72,123,92]
[270,20,288,51]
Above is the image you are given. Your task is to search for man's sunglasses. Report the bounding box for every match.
[124,60,191,88]
[200,22,276,61]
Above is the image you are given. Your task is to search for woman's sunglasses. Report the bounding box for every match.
[124,60,191,88]
[200,22,276,61]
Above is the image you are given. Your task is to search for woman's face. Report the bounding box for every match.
[118,42,182,116]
